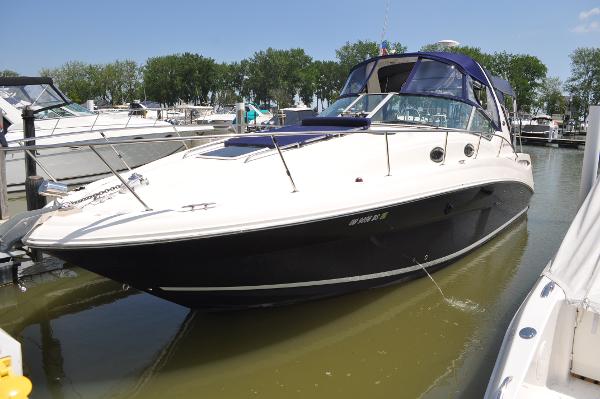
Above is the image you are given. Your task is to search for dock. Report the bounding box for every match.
[517,135,586,148]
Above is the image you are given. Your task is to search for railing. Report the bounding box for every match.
[10,105,215,137]
[0,126,522,212]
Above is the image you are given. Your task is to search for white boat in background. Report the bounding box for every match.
[262,106,317,126]
[519,114,559,139]
[485,107,600,399]
[0,77,213,192]
[195,102,272,129]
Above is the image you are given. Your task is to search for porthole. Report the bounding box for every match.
[464,143,475,157]
[430,147,445,163]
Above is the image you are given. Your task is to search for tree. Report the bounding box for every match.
[538,77,565,115]
[142,55,180,106]
[244,48,312,107]
[40,61,101,103]
[312,60,345,109]
[0,70,19,77]
[336,40,407,76]
[566,47,600,121]
[213,62,245,106]
[506,54,547,112]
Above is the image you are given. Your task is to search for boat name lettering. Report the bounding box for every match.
[348,212,389,226]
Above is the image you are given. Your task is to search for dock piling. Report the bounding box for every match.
[22,106,37,177]
[579,105,600,204]
[25,176,46,262]
[236,102,245,135]
[0,114,7,220]
[0,148,7,220]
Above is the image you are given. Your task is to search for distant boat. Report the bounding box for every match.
[195,102,272,129]
[519,114,559,139]
[0,77,212,192]
[262,106,317,126]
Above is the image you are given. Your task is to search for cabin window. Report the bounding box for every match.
[340,61,377,95]
[469,110,495,136]
[468,77,500,129]
[403,59,464,98]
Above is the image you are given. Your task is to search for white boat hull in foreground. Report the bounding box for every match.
[485,173,600,399]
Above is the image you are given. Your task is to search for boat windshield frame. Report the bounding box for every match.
[0,81,69,114]
[339,53,503,131]
[324,92,497,135]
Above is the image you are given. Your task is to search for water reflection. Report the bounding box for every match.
[123,218,528,399]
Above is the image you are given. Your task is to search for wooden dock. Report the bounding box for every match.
[517,135,586,148]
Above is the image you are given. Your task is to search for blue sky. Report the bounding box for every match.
[2,0,599,82]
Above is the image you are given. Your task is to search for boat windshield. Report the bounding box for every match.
[342,94,388,116]
[0,84,65,111]
[371,94,494,133]
[319,96,358,117]
[34,103,95,119]
[65,103,94,116]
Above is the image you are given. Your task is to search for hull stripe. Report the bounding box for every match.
[160,206,528,292]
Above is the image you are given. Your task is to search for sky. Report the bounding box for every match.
[2,0,599,83]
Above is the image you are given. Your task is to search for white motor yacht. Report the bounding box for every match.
[3,52,534,310]
[0,77,213,192]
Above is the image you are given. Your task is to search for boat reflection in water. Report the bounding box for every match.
[0,215,526,398]
[0,266,188,399]
[125,218,528,399]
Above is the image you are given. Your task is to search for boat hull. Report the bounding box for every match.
[44,181,532,309]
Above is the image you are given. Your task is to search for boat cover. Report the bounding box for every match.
[490,75,516,98]
[225,118,370,148]
[544,176,600,313]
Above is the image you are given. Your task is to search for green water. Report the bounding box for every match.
[0,145,583,398]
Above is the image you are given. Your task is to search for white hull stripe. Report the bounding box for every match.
[160,207,528,292]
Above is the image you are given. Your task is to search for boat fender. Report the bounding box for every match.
[0,357,32,399]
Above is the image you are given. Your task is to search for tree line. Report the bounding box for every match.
[3,41,599,121]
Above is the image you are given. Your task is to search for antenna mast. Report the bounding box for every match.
[379,0,391,55]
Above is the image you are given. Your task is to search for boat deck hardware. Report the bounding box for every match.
[518,327,537,339]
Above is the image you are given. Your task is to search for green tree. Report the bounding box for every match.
[538,77,565,115]
[566,47,600,121]
[0,70,19,77]
[245,48,312,107]
[213,62,245,106]
[40,61,101,103]
[142,55,183,106]
[313,60,345,109]
[507,54,547,112]
[336,40,407,76]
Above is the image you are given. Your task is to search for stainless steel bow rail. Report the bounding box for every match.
[0,127,521,216]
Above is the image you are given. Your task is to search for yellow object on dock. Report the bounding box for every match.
[0,357,32,399]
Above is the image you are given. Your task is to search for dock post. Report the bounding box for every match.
[0,114,7,220]
[236,102,245,135]
[0,148,7,220]
[22,106,37,178]
[579,105,600,204]
[25,176,46,262]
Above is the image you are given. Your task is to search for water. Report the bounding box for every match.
[0,145,583,398]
